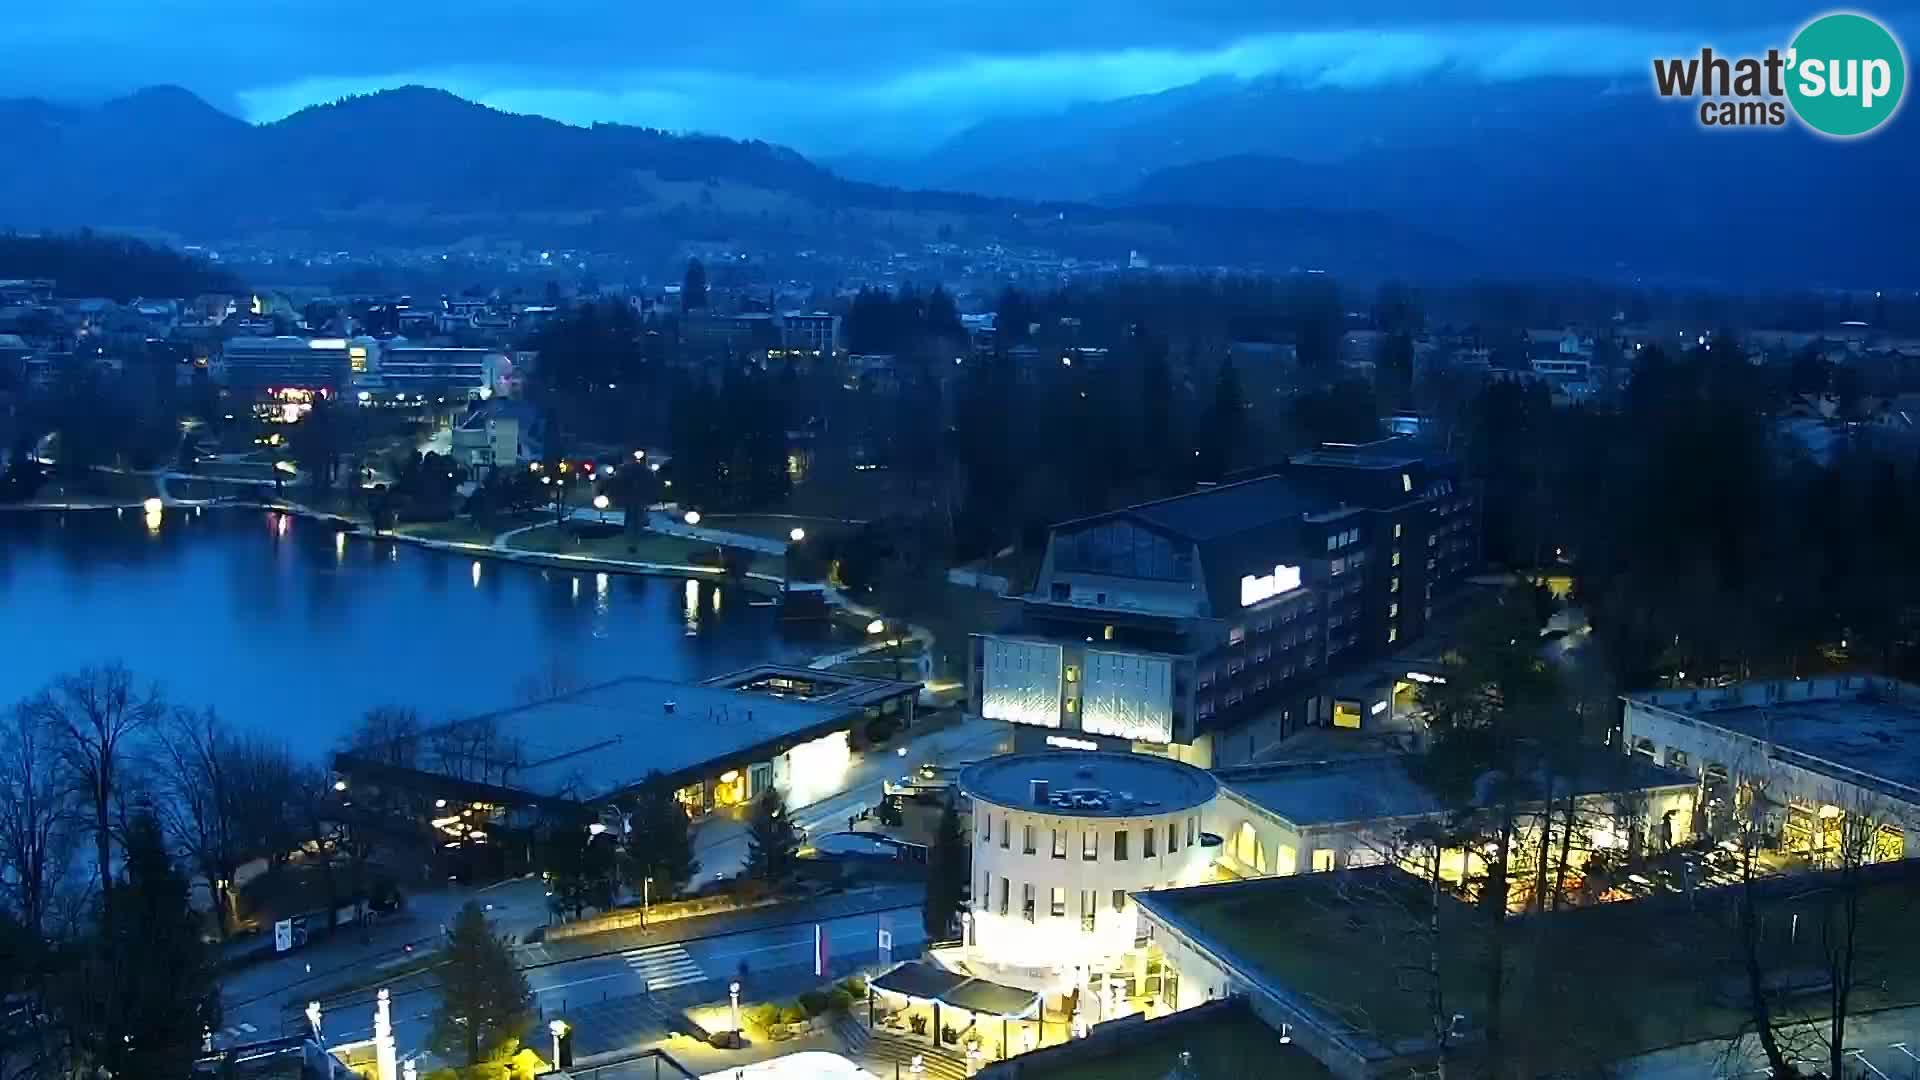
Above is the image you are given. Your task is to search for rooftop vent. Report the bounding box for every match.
[1031,779,1050,806]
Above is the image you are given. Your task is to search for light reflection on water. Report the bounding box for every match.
[0,509,839,758]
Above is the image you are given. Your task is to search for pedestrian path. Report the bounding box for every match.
[622,942,707,992]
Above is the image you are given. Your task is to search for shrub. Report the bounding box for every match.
[743,1002,781,1035]
[839,974,869,998]
[825,987,855,1013]
[780,1003,808,1025]
[798,990,829,1017]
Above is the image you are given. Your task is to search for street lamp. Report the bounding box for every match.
[789,527,806,543]
[549,1019,568,1068]
[685,511,702,526]
[867,618,886,635]
[729,981,742,1036]
[643,876,652,929]
[305,1000,322,1041]
[633,449,646,462]
[593,493,609,521]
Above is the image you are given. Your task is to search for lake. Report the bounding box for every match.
[0,507,836,761]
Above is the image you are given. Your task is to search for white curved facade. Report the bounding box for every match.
[960,753,1218,980]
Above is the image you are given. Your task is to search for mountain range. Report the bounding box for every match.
[2,80,1913,287]
[0,85,1461,278]
[842,73,1920,289]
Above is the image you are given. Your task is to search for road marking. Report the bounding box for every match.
[1850,1050,1891,1080]
[621,943,705,990]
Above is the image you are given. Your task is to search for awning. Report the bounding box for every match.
[870,961,1041,1019]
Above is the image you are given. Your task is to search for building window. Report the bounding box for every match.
[1143,827,1157,858]
[1050,886,1067,918]
[1391,577,1401,593]
[1313,849,1337,872]
[1115,830,1130,861]
[1187,817,1197,846]
[1389,627,1399,643]
[1402,473,1412,493]
[1112,890,1127,913]
[1083,831,1098,861]
[1052,829,1067,859]
[981,870,988,904]
[981,813,991,846]
[1103,624,1115,641]
[1229,625,1245,645]
[1023,824,1036,855]
[998,878,1009,916]
[1326,534,1339,552]
[1000,822,1009,849]
[1390,602,1399,618]
[1392,550,1402,567]
[1022,883,1036,922]
[1080,890,1097,931]
[1394,522,1403,539]
[1168,822,1179,853]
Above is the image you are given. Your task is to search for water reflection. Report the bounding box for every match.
[0,509,836,758]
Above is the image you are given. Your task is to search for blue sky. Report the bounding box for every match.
[4,1,1906,155]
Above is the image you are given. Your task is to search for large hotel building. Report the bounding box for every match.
[967,439,1478,767]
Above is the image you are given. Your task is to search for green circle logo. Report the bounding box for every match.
[1787,12,1906,136]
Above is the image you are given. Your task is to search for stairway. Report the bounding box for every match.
[833,1014,871,1057]
[860,1029,973,1080]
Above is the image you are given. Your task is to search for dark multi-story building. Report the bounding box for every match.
[967,439,1477,768]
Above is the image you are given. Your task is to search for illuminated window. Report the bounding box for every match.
[1022,883,1036,922]
[1392,550,1402,567]
[1390,602,1399,618]
[1143,827,1157,858]
[1391,577,1401,593]
[1112,890,1127,913]
[1326,534,1339,552]
[1313,849,1337,872]
[1394,522,1403,539]
[1050,887,1067,918]
[1023,824,1036,855]
[1051,829,1066,859]
[1402,473,1412,493]
[1229,625,1245,645]
[1389,627,1399,643]
[1115,830,1130,861]
[1083,831,1098,860]
[1103,624,1115,641]
[1080,890,1097,931]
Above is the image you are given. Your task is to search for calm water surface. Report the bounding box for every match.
[0,507,834,759]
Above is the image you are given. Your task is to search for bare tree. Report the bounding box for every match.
[346,704,423,770]
[154,706,243,937]
[24,664,164,938]
[0,702,78,938]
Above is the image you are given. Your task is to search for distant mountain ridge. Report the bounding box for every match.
[0,85,1467,278]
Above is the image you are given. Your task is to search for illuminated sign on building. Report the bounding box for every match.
[1046,734,1099,751]
[1239,564,1303,607]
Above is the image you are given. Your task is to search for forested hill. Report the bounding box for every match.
[0,231,243,301]
[0,85,1468,277]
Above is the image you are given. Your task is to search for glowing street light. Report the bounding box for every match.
[789,527,806,543]
[142,497,163,515]
[593,494,610,521]
[549,1019,568,1068]
[684,510,702,526]
[333,779,348,792]
[867,619,886,635]
[729,981,742,1036]
[632,449,646,462]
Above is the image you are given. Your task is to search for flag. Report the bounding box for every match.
[814,923,827,976]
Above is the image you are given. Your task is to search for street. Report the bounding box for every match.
[1622,1007,1920,1079]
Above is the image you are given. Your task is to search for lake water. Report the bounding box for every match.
[0,507,836,761]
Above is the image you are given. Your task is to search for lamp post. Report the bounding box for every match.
[643,876,652,929]
[593,493,609,522]
[729,980,742,1037]
[305,999,322,1041]
[789,526,806,543]
[549,1019,568,1069]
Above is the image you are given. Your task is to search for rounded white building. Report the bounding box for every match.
[959,752,1219,981]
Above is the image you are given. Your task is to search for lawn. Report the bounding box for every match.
[700,512,858,544]
[392,514,536,545]
[1026,1004,1328,1080]
[35,470,158,503]
[1157,868,1920,1076]
[504,524,785,577]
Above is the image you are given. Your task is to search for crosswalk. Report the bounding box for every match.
[620,942,706,992]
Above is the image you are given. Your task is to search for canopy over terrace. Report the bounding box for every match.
[868,960,1042,1058]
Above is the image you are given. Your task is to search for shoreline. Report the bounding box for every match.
[2,498,931,674]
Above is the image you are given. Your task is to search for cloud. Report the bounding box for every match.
[9,2,1905,155]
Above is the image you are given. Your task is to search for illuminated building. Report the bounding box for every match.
[332,665,920,825]
[1623,675,1920,863]
[361,343,509,399]
[1209,750,1696,895]
[958,752,1220,1012]
[968,438,1476,767]
[218,335,369,398]
[450,400,545,478]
